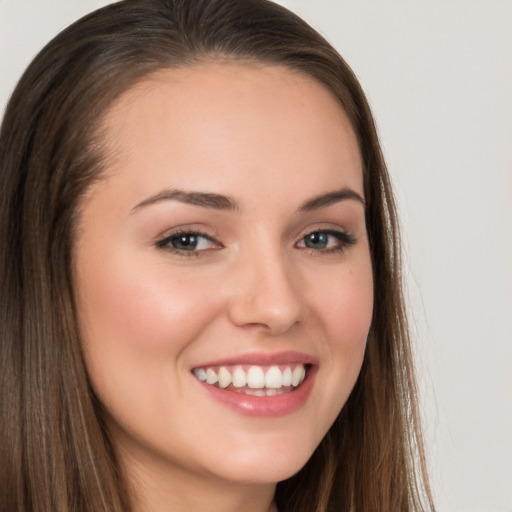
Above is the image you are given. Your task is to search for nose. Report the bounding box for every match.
[227,248,304,335]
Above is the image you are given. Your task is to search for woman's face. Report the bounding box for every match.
[75,64,373,491]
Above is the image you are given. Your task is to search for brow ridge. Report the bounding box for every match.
[132,189,239,212]
[299,188,365,212]
[132,186,364,214]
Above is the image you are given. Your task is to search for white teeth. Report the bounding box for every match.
[193,363,308,392]
[218,366,231,389]
[247,366,265,389]
[265,365,282,389]
[205,368,218,385]
[291,365,306,387]
[282,367,293,386]
[193,368,206,382]
[232,367,247,388]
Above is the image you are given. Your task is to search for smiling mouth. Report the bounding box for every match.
[192,364,308,396]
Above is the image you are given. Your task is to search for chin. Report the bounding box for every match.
[199,434,319,485]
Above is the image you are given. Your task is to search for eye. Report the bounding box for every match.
[296,229,355,252]
[156,231,221,253]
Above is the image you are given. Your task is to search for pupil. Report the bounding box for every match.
[173,234,197,250]
[306,232,328,248]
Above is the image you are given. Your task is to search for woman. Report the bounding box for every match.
[0,1,435,511]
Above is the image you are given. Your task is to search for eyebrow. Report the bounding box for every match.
[298,188,365,211]
[131,189,239,213]
[131,186,364,213]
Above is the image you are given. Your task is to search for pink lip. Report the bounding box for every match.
[192,350,318,369]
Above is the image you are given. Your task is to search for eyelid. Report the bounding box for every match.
[154,223,218,243]
[153,223,356,256]
[295,226,357,253]
[294,222,351,241]
[155,226,223,254]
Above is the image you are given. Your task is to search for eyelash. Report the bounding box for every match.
[155,228,356,257]
[297,229,356,255]
[155,229,220,257]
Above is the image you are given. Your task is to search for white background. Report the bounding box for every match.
[1,1,511,511]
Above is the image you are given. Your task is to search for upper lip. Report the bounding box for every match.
[192,350,318,369]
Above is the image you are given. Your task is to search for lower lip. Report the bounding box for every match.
[196,367,317,418]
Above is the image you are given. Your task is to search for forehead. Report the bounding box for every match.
[96,63,363,208]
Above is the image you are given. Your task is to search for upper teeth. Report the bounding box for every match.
[193,364,306,390]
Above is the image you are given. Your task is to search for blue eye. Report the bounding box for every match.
[157,231,219,253]
[171,234,199,251]
[297,230,355,252]
[303,232,330,249]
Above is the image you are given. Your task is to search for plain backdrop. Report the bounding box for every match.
[1,1,511,511]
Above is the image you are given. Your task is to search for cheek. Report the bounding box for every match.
[75,249,221,400]
[316,257,374,349]
[307,254,373,401]
[80,254,206,345]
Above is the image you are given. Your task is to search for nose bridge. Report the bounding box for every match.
[227,239,303,334]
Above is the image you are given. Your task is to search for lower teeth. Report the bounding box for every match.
[227,386,293,396]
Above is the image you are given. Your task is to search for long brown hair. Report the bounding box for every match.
[0,1,435,511]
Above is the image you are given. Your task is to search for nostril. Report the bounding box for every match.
[227,297,302,334]
[226,255,303,333]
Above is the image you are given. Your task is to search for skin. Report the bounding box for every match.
[74,63,374,512]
